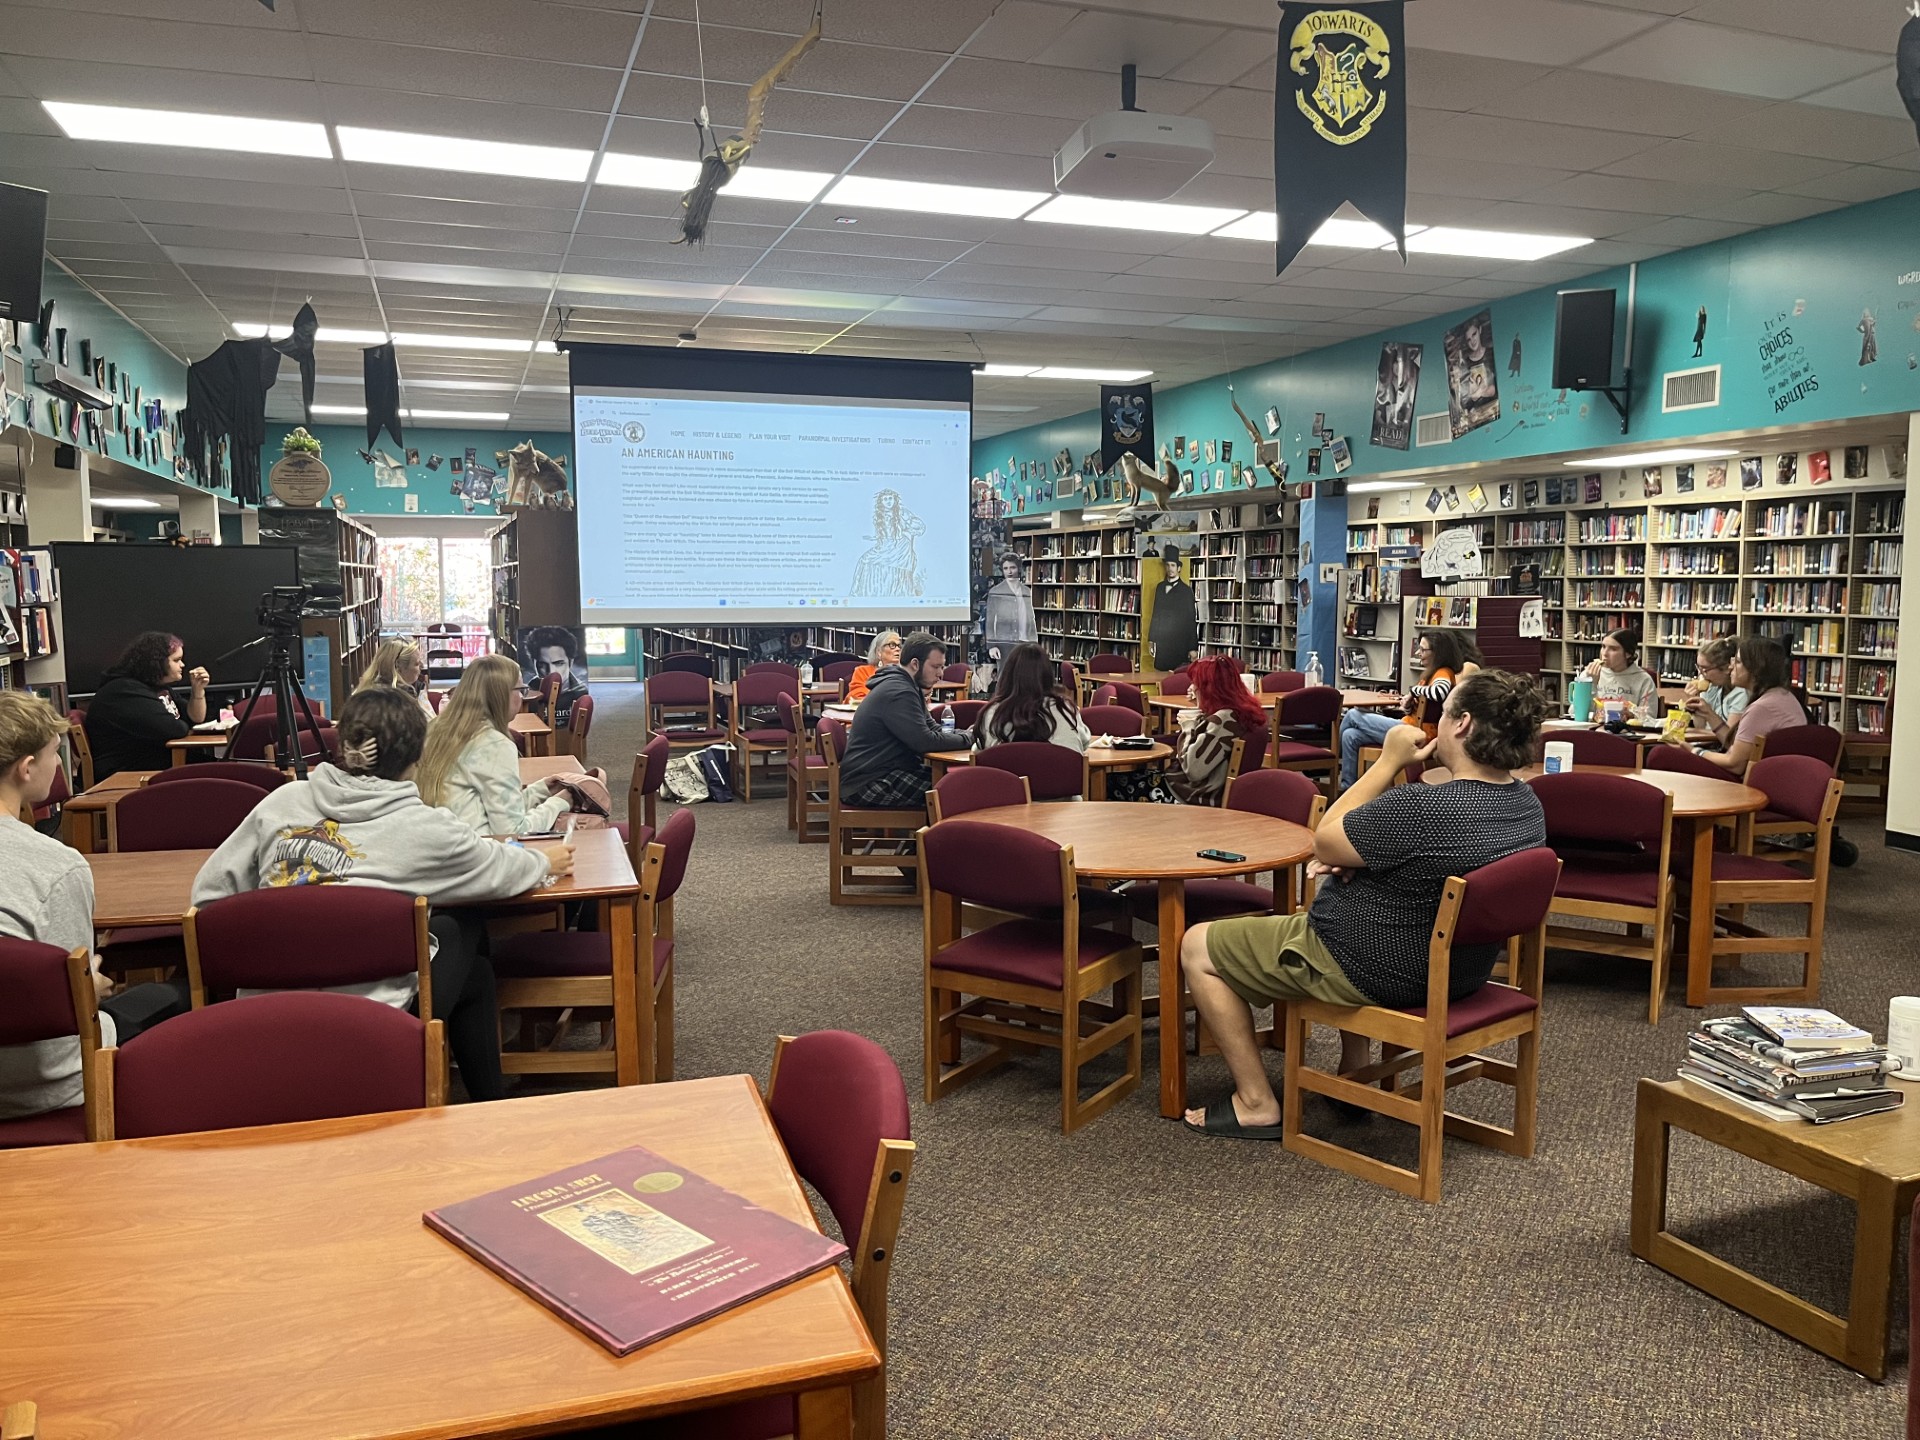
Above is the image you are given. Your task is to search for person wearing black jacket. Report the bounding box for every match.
[838,631,951,808]
[84,631,210,780]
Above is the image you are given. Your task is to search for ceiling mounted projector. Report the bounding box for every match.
[1053,64,1215,202]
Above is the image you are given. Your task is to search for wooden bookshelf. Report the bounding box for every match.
[1341,517,1425,690]
[1013,519,1143,667]
[257,509,380,705]
[1188,499,1301,674]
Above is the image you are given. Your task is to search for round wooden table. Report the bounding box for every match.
[926,743,1174,800]
[1339,690,1406,710]
[960,801,1316,1118]
[1424,763,1769,1007]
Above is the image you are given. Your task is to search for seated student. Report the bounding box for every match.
[0,694,188,1121]
[416,654,573,836]
[1581,627,1659,718]
[1168,655,1265,806]
[1671,634,1807,775]
[356,638,434,716]
[191,687,572,1103]
[837,631,951,807]
[1179,670,1547,1138]
[973,642,1090,754]
[845,630,902,703]
[1681,636,1748,748]
[1338,630,1472,788]
[84,630,212,780]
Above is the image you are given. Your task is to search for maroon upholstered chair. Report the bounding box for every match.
[821,659,861,694]
[820,717,923,905]
[921,819,1143,1132]
[1644,744,1739,782]
[565,694,595,766]
[31,757,70,825]
[780,694,829,842]
[0,939,101,1149]
[927,766,1030,823]
[1087,653,1129,675]
[1282,847,1561,1202]
[101,990,443,1138]
[66,708,95,790]
[184,887,433,1011]
[1081,704,1144,738]
[1746,724,1843,849]
[947,698,988,731]
[1259,670,1306,693]
[659,651,715,677]
[532,670,564,728]
[1092,679,1146,714]
[494,808,696,1084]
[1268,686,1341,794]
[1679,755,1843,1011]
[1161,667,1191,696]
[1130,769,1325,926]
[1529,772,1676,1022]
[644,671,724,754]
[1553,727,1642,769]
[620,733,671,839]
[941,662,970,687]
[1238,727,1270,773]
[147,760,287,791]
[744,661,801,683]
[727,672,792,802]
[227,704,331,763]
[107,777,265,852]
[975,741,1090,801]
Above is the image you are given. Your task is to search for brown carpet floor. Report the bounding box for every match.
[574,682,1914,1439]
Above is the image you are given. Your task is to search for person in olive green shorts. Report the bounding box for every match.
[1181,670,1548,1139]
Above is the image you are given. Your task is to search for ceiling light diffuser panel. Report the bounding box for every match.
[42,102,332,158]
[335,127,593,182]
[822,176,1051,219]
[1025,194,1246,235]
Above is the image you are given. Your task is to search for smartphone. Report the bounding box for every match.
[1196,848,1246,863]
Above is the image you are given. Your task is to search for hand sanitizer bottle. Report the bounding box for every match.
[1305,651,1323,689]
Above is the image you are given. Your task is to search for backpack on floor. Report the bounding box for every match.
[693,743,735,803]
[661,753,710,805]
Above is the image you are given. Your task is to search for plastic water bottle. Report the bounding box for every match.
[940,703,956,733]
[1305,651,1324,689]
[799,659,815,686]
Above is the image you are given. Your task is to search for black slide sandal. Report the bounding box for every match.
[1183,1096,1285,1141]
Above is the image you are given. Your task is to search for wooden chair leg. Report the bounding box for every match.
[1416,1040,1447,1204]
[655,968,675,1082]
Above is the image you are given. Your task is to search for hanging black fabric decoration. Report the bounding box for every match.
[1098,383,1155,474]
[1898,12,1920,147]
[182,337,280,504]
[1272,3,1408,276]
[271,301,319,427]
[363,342,403,449]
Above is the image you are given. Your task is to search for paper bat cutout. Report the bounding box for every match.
[1229,388,1287,485]
[370,449,408,488]
[676,4,823,245]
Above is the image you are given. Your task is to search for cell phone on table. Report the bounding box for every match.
[1196,848,1245,863]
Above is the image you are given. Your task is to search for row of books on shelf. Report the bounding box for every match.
[0,548,55,605]
[1338,644,1393,681]
[1856,581,1901,618]
[1412,596,1477,627]
[1744,580,1847,613]
[1652,548,1737,575]
[1854,621,1897,657]
[1753,500,1850,538]
[1679,1008,1902,1124]
[1652,506,1741,541]
[1571,554,1646,576]
[1859,539,1902,576]
[1748,541,1848,576]
[1853,662,1893,698]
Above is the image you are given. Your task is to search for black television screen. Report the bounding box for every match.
[50,542,300,696]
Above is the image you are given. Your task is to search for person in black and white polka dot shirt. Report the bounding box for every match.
[1181,669,1548,1140]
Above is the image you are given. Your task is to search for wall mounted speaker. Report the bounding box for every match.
[0,182,48,323]
[1553,288,1616,390]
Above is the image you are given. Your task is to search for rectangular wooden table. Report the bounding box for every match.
[164,731,234,766]
[1632,1076,1920,1380]
[0,1078,878,1439]
[510,711,554,757]
[60,770,154,855]
[85,830,650,1083]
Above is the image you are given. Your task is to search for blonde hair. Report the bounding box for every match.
[356,638,423,693]
[415,653,520,806]
[0,692,67,773]
[865,630,902,666]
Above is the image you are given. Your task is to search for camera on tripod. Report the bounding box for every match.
[255,581,342,633]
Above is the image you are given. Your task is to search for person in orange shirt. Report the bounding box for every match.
[845,630,901,703]
[1338,630,1475,788]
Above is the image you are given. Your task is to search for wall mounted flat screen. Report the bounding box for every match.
[567,344,974,625]
[51,541,299,696]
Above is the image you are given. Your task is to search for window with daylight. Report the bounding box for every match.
[585,627,629,657]
[378,537,493,629]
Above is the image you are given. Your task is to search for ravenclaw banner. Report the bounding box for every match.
[1099,383,1155,475]
[1273,3,1408,276]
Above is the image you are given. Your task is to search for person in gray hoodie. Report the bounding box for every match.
[837,631,952,809]
[192,687,572,1101]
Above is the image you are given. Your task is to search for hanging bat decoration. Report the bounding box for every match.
[498,440,574,510]
[1899,8,1920,148]
[369,449,409,488]
[1229,387,1288,485]
[1117,451,1177,507]
[675,2,824,245]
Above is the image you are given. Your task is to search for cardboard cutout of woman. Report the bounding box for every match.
[981,553,1038,646]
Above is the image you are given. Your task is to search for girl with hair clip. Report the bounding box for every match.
[1581,627,1659,718]
[1169,655,1267,806]
[191,687,573,1103]
[973,643,1090,753]
[416,654,607,835]
[355,638,433,716]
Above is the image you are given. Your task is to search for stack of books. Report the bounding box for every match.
[1680,1007,1905,1124]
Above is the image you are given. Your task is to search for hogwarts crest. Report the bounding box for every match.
[1289,9,1392,146]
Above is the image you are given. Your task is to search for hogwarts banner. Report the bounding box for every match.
[1273,3,1408,276]
[1099,383,1155,474]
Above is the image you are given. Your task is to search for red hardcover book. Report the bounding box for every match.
[424,1145,848,1355]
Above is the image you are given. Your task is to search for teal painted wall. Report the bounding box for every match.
[6,266,219,494]
[973,186,1920,498]
[256,424,571,517]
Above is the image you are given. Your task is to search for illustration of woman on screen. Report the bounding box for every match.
[850,489,924,598]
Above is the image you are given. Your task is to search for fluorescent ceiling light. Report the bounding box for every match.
[235,323,388,346]
[1210,214,1426,247]
[1562,447,1739,468]
[596,152,831,203]
[310,405,512,422]
[1408,227,1590,261]
[979,364,1039,377]
[823,175,1049,220]
[43,101,331,158]
[1025,194,1245,236]
[1345,480,1422,494]
[977,404,1038,414]
[91,495,165,510]
[336,126,591,182]
[236,323,555,354]
[1030,366,1152,382]
[311,405,369,416]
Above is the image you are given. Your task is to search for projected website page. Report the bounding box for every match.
[574,388,972,624]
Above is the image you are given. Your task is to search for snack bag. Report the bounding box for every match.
[1662,706,1689,744]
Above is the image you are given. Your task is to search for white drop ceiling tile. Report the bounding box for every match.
[963,1,1079,62]
[300,0,642,66]
[1577,20,1884,101]
[931,262,1106,290]
[919,57,1213,122]
[637,24,944,103]
[1606,216,1750,248]
[70,148,345,190]
[1680,0,1901,55]
[1684,102,1920,165]
[44,219,162,250]
[778,230,973,263]
[1256,280,1390,312]
[131,203,366,239]
[877,106,1078,158]
[1485,71,1738,140]
[316,90,613,149]
[841,143,1056,191]
[1601,140,1847,191]
[1179,85,1271,140]
[1331,249,1504,282]
[1684,191,1845,227]
[753,249,944,283]
[1051,290,1221,316]
[43,192,134,222]
[1366,294,1472,315]
[356,221,574,256]
[1402,49,1551,113]
[1169,31,1280,88]
[1130,254,1281,285]
[1434,114,1662,172]
[1206,133,1277,179]
[1405,0,1665,67]
[654,0,998,54]
[1778,166,1920,205]
[111,174,354,215]
[721,130,864,173]
[0,6,312,77]
[1407,156,1579,203]
[1027,11,1227,78]
[305,37,622,114]
[968,242,1136,272]
[358,196,578,234]
[1530,171,1747,215]
[1798,67,1909,121]
[342,166,584,209]
[989,224,1192,260]
[1464,200,1660,239]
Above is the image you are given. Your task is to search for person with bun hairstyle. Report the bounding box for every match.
[1581,627,1659,717]
[1670,634,1808,775]
[192,686,574,1102]
[1169,655,1265,806]
[1178,670,1547,1139]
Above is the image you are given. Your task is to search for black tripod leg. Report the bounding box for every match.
[224,673,274,762]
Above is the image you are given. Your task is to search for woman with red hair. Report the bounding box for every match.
[1169,655,1264,805]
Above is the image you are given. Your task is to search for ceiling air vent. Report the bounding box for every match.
[1415,412,1452,447]
[1662,364,1721,413]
